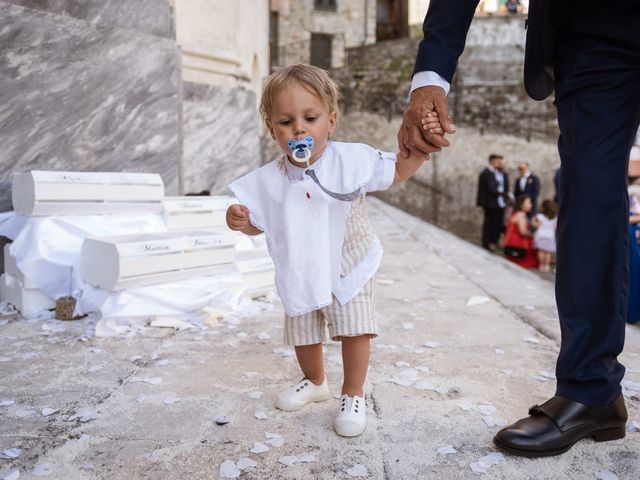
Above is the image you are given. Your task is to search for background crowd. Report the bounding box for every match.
[477,154,640,326]
[476,154,557,272]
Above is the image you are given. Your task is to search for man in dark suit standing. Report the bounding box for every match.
[477,154,509,251]
[514,161,541,215]
[398,0,640,457]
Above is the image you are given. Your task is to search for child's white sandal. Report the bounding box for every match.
[334,394,367,437]
[275,377,330,411]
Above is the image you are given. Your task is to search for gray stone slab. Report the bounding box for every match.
[5,0,174,38]
[0,2,180,211]
[0,198,638,479]
[182,82,261,195]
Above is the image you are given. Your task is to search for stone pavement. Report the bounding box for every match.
[1,197,639,480]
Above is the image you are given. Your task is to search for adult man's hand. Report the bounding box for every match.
[397,86,456,158]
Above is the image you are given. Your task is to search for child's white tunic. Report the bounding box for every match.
[228,142,396,316]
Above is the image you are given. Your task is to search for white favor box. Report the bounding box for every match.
[4,244,38,289]
[162,196,234,231]
[0,273,55,315]
[12,171,165,216]
[236,248,275,298]
[80,231,237,291]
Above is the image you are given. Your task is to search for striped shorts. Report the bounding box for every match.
[283,277,377,346]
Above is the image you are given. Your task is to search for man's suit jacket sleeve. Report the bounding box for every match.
[532,175,541,198]
[413,0,480,83]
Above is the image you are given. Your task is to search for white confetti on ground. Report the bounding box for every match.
[482,416,509,428]
[0,319,9,326]
[395,361,410,368]
[346,464,368,477]
[477,404,497,415]
[278,456,298,467]
[136,395,145,403]
[402,322,414,330]
[0,400,15,407]
[466,296,490,306]
[88,365,103,373]
[523,337,540,344]
[378,278,395,285]
[89,347,102,354]
[163,397,181,405]
[627,420,640,432]
[413,348,426,354]
[596,470,619,480]
[495,349,505,355]
[250,442,269,454]
[423,341,440,349]
[68,408,97,423]
[31,464,52,477]
[1,448,21,459]
[470,452,504,474]
[130,377,162,385]
[154,359,169,367]
[272,347,295,358]
[2,448,22,459]
[219,460,240,479]
[254,411,267,420]
[265,432,283,447]
[248,391,263,399]
[78,434,92,442]
[127,355,143,362]
[387,377,414,387]
[237,458,258,470]
[1,470,20,480]
[278,453,316,467]
[41,408,58,417]
[414,382,449,394]
[298,453,315,463]
[457,400,475,411]
[15,409,35,418]
[437,445,457,455]
[257,332,271,340]
[415,366,430,373]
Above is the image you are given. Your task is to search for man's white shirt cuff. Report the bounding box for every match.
[410,71,451,96]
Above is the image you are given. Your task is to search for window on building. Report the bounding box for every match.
[270,11,279,69]
[310,33,332,69]
[314,0,337,12]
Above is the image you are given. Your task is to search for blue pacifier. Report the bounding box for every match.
[287,136,361,202]
[287,136,314,166]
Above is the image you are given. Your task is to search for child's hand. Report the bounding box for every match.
[226,204,251,231]
[421,111,444,135]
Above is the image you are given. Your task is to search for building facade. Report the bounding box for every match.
[172,0,270,194]
[270,0,376,70]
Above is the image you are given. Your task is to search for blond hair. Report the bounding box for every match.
[259,64,340,123]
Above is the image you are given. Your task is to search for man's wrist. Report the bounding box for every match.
[411,71,451,96]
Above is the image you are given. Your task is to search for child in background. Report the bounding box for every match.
[534,199,558,272]
[226,64,438,437]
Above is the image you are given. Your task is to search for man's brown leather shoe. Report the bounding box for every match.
[493,395,627,457]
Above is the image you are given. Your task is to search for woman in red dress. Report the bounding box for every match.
[503,195,539,269]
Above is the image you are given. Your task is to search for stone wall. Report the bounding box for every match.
[182,83,261,195]
[273,0,376,69]
[0,0,180,210]
[335,15,557,141]
[333,112,559,244]
[0,0,264,210]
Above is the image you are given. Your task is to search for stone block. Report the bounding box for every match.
[182,82,261,195]
[0,2,180,211]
